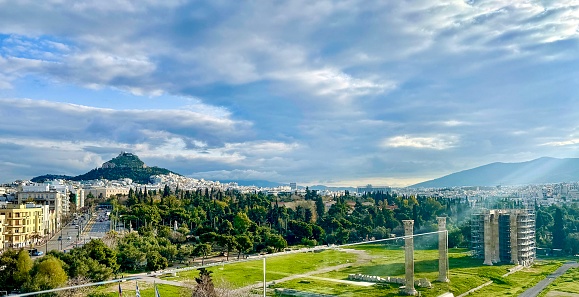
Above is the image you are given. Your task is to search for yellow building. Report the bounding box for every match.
[0,214,5,251]
[0,204,44,249]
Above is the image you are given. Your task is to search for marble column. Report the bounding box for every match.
[403,220,418,296]
[437,217,449,282]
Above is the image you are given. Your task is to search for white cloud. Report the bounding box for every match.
[1,0,579,184]
[541,138,579,147]
[383,135,459,150]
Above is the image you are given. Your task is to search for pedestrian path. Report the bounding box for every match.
[518,262,579,297]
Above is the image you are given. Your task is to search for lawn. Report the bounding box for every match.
[314,244,512,296]
[162,249,358,288]
[148,243,568,297]
[94,283,190,297]
[468,260,562,297]
[271,278,404,297]
[539,267,579,296]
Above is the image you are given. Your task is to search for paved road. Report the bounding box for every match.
[35,215,90,255]
[35,210,113,254]
[519,262,579,297]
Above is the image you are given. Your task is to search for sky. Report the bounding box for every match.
[1,0,579,187]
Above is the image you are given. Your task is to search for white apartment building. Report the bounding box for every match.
[17,184,64,230]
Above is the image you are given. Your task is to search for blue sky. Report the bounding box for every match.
[1,0,579,186]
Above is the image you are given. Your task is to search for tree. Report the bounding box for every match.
[217,235,237,261]
[192,268,216,297]
[117,245,146,271]
[235,235,253,259]
[146,251,168,271]
[0,249,24,292]
[83,239,119,272]
[233,212,251,234]
[24,256,68,292]
[14,249,33,285]
[194,244,212,265]
[315,197,325,221]
[552,207,566,249]
[265,234,287,252]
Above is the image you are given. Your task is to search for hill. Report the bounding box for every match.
[31,174,74,183]
[32,152,178,184]
[410,157,579,188]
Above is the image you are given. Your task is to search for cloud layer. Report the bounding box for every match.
[1,0,579,186]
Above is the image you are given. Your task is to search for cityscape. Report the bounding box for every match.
[2,0,579,296]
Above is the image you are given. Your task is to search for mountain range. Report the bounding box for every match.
[410,157,579,188]
[31,154,579,189]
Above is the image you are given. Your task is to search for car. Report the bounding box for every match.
[58,236,62,241]
[75,225,79,229]
[32,251,44,256]
[67,236,72,240]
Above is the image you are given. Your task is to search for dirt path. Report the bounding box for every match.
[136,276,195,288]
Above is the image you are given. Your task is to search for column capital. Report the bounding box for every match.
[437,217,447,230]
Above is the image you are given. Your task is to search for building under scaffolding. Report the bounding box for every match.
[471,208,535,266]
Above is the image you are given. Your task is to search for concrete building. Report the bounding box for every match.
[17,186,64,230]
[356,184,391,195]
[84,187,130,199]
[0,203,44,249]
[471,209,535,266]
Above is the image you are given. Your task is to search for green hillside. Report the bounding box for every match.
[71,152,176,183]
[71,166,174,184]
[32,152,178,184]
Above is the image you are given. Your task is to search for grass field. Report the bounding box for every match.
[539,267,579,296]
[468,260,562,297]
[163,249,358,288]
[272,244,565,297]
[97,244,569,297]
[94,283,190,297]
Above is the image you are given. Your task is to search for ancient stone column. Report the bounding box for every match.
[483,213,493,265]
[492,213,500,263]
[437,217,449,282]
[403,220,418,296]
[510,213,519,265]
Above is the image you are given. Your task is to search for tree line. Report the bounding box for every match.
[2,185,574,294]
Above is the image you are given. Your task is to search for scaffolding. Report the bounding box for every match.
[471,212,485,259]
[471,208,536,265]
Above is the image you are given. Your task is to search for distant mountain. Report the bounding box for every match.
[219,180,285,188]
[410,157,579,188]
[32,152,178,184]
